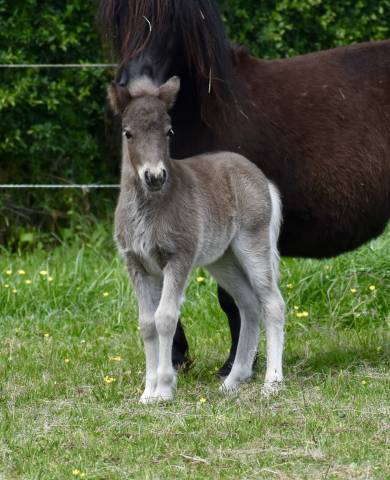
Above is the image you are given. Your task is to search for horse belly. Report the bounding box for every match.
[195,228,235,267]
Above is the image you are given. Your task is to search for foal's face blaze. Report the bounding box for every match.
[123,98,172,192]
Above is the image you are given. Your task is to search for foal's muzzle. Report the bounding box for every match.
[144,168,167,191]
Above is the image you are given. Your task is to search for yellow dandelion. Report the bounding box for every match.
[64,358,70,363]
[12,288,17,294]
[44,333,50,338]
[294,305,299,310]
[196,276,206,284]
[361,380,367,385]
[104,375,116,384]
[48,276,53,282]
[198,397,207,404]
[25,279,32,285]
[287,283,294,289]
[39,270,48,276]
[369,285,376,291]
[5,270,12,275]
[18,269,26,275]
[350,288,357,294]
[301,311,309,317]
[109,355,122,362]
[4,284,9,288]
[102,291,109,297]
[72,469,81,476]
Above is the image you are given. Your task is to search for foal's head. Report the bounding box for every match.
[108,76,180,192]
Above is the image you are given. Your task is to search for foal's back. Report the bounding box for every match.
[176,151,272,228]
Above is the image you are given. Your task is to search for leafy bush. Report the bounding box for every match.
[1,0,390,248]
[220,0,390,58]
[0,0,118,248]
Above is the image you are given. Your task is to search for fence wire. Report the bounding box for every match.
[0,64,117,68]
[0,185,119,189]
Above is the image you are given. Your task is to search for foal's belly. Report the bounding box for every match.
[195,229,236,267]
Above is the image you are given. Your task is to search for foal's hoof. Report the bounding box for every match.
[219,380,240,395]
[139,391,174,404]
[139,395,157,404]
[261,381,282,398]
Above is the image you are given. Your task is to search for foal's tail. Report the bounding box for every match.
[268,182,283,284]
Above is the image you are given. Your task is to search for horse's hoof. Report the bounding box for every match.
[139,390,174,404]
[219,379,240,395]
[152,389,174,403]
[217,359,234,378]
[172,352,192,372]
[139,394,157,404]
[261,381,282,397]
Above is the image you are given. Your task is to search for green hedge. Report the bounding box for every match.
[220,0,390,58]
[1,0,390,247]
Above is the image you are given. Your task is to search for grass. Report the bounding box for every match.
[0,225,389,479]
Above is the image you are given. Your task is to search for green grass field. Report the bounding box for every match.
[1,225,389,479]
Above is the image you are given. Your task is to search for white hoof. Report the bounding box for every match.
[153,380,176,402]
[139,384,157,404]
[219,380,240,395]
[261,381,282,397]
[139,394,157,404]
[139,388,174,403]
[152,390,174,403]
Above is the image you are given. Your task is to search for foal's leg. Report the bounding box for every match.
[232,231,285,395]
[125,257,162,403]
[208,252,261,392]
[153,259,191,401]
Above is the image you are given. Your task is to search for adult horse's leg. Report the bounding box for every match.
[217,286,241,377]
[171,289,242,376]
[172,319,189,369]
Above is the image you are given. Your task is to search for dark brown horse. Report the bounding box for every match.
[98,0,390,375]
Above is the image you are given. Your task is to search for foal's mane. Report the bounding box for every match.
[97,0,237,130]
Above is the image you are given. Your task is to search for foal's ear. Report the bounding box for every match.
[158,76,180,110]
[107,82,131,115]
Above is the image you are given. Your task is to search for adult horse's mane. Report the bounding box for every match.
[97,0,236,129]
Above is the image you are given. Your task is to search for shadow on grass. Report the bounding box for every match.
[285,342,389,377]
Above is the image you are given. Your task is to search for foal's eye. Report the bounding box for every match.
[123,130,133,139]
[167,128,174,138]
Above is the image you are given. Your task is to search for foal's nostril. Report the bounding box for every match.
[162,169,167,183]
[144,168,167,190]
[144,169,152,185]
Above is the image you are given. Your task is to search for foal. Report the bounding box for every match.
[109,76,285,403]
